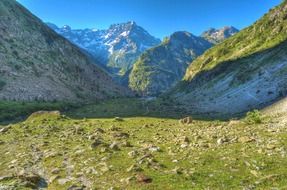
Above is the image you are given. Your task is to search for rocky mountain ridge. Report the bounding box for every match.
[169,0,287,117]
[0,0,131,102]
[201,26,239,44]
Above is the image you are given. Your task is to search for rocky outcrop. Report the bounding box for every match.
[201,26,239,44]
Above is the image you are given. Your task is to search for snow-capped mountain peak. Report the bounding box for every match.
[62,25,71,31]
[47,21,161,74]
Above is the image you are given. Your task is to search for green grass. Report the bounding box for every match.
[0,106,287,189]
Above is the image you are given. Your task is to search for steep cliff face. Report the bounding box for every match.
[169,1,287,117]
[129,32,212,96]
[0,0,131,101]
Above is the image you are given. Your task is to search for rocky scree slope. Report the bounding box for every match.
[169,0,287,117]
[0,0,131,101]
[48,22,161,76]
[201,26,239,44]
[129,32,213,96]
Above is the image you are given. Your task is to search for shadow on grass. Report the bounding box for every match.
[0,101,80,125]
[2,96,281,125]
[63,98,235,121]
[0,98,212,125]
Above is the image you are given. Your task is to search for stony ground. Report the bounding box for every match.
[0,100,287,189]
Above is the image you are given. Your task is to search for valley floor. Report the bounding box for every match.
[0,99,287,189]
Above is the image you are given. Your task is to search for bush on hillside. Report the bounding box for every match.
[245,110,263,124]
[0,80,6,90]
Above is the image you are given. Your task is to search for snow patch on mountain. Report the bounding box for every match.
[47,21,161,74]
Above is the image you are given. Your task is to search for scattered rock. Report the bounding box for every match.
[149,146,161,152]
[110,125,121,131]
[120,176,135,184]
[0,126,11,133]
[195,135,202,141]
[179,117,193,125]
[85,167,98,175]
[74,126,84,135]
[58,178,71,185]
[136,174,152,183]
[90,139,103,149]
[238,136,255,143]
[180,143,188,148]
[143,124,149,128]
[250,170,259,177]
[217,137,229,145]
[114,117,124,122]
[122,141,132,147]
[128,150,138,158]
[109,142,120,150]
[75,172,84,178]
[10,159,17,164]
[113,132,129,139]
[88,134,98,141]
[171,167,183,174]
[100,147,109,153]
[49,175,60,183]
[139,153,153,161]
[255,174,281,185]
[95,128,105,133]
[67,185,85,190]
[182,136,190,143]
[266,144,277,150]
[100,165,110,173]
[199,142,210,148]
[75,149,85,155]
[51,168,60,174]
[17,171,43,188]
[127,164,142,172]
[228,120,240,126]
[28,111,61,120]
[0,176,13,181]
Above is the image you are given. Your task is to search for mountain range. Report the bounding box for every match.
[48,22,239,93]
[47,22,161,76]
[2,0,287,189]
[1,0,284,119]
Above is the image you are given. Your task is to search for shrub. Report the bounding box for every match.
[245,110,263,124]
[0,80,6,90]
[14,64,22,70]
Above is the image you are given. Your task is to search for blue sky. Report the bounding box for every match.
[17,0,282,39]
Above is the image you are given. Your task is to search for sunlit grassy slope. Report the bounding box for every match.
[184,0,287,80]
